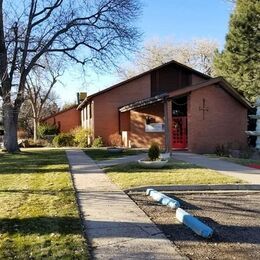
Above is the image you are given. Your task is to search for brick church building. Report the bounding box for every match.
[78,60,251,153]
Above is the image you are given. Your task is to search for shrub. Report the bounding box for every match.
[17,129,27,139]
[72,127,91,148]
[109,133,122,147]
[92,136,103,147]
[239,147,253,159]
[53,133,74,147]
[28,139,49,147]
[38,123,59,138]
[215,144,229,157]
[148,143,160,161]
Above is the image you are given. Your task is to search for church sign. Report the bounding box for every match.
[145,123,165,133]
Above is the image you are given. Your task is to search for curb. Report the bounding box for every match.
[125,184,260,193]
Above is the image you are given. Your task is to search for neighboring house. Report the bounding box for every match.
[78,60,251,153]
[41,105,81,133]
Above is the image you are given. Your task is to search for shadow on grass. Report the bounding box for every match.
[84,148,147,161]
[0,188,73,194]
[104,161,202,173]
[0,150,66,163]
[0,216,82,235]
[0,167,69,174]
[4,216,258,245]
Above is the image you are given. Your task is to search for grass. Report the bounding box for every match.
[84,148,146,161]
[105,159,243,190]
[0,148,88,259]
[207,154,260,167]
[223,157,260,167]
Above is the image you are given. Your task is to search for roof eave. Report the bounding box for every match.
[77,60,211,105]
[217,78,252,109]
[168,77,252,109]
[119,93,169,112]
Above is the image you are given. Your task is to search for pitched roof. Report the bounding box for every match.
[41,105,78,122]
[168,77,252,109]
[117,77,252,112]
[77,59,210,110]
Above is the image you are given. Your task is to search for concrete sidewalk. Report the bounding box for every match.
[174,152,260,184]
[66,149,185,260]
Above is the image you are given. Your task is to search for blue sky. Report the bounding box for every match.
[58,0,234,105]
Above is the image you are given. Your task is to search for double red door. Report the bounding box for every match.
[172,117,187,149]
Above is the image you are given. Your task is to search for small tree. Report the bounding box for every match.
[148,143,160,161]
[26,57,63,142]
[19,97,59,138]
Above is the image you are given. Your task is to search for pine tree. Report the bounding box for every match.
[213,0,260,102]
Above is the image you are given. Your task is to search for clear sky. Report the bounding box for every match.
[57,0,234,106]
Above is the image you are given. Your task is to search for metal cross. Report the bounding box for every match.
[199,98,208,120]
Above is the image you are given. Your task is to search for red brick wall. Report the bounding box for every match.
[42,107,81,133]
[130,103,165,148]
[120,111,130,131]
[93,74,151,144]
[188,84,248,153]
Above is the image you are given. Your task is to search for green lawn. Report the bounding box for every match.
[105,159,243,190]
[84,148,146,161]
[0,149,88,259]
[207,154,260,167]
[223,157,260,167]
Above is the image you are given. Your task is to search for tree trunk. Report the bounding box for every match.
[33,117,39,142]
[3,103,20,152]
[32,104,40,142]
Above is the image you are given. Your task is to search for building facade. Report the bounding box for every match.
[41,105,81,133]
[78,60,251,153]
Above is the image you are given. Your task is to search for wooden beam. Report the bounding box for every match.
[164,97,172,154]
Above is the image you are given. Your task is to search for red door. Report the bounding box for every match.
[172,117,187,149]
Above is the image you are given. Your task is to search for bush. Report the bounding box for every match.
[215,144,229,157]
[239,147,253,159]
[28,139,49,147]
[148,143,160,161]
[17,129,27,139]
[92,136,103,147]
[109,133,122,147]
[38,123,59,138]
[73,127,90,148]
[53,133,74,147]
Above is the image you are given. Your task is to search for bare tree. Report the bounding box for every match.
[26,56,63,141]
[118,38,218,79]
[19,94,59,139]
[0,0,141,152]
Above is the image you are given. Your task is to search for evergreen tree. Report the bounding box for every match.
[214,0,260,102]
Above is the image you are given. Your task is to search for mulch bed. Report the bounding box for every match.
[129,191,260,260]
[248,163,260,169]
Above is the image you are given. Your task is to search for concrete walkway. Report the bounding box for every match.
[66,149,185,260]
[174,152,260,184]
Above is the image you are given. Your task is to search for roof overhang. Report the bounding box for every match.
[41,105,78,121]
[119,93,169,113]
[77,59,211,110]
[168,77,252,109]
